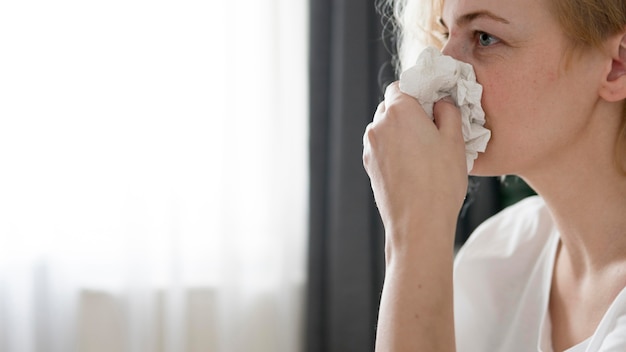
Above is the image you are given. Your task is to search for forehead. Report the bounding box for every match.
[441,0,547,25]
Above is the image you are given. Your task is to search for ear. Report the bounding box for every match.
[600,29,626,102]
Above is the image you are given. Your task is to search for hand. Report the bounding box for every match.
[363,82,468,245]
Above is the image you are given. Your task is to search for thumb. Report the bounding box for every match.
[433,97,463,142]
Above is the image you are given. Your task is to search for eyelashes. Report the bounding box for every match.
[476,32,501,47]
[436,30,502,48]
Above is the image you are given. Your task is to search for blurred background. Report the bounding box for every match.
[0,1,533,351]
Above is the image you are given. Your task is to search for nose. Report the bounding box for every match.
[441,38,481,82]
[441,41,453,57]
[441,38,459,60]
[440,33,472,64]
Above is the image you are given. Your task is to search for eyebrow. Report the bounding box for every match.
[439,10,510,29]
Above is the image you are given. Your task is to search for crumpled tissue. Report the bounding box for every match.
[399,46,491,172]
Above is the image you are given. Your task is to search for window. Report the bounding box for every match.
[0,0,307,351]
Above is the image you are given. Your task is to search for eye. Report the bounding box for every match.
[436,17,449,41]
[434,28,449,42]
[476,32,500,47]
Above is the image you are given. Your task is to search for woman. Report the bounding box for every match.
[363,0,626,351]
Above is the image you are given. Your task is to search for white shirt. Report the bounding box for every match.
[453,196,626,351]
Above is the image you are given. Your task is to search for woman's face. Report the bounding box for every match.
[440,0,610,177]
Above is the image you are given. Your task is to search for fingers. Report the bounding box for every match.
[383,82,426,122]
[377,82,463,143]
[373,101,385,123]
[433,98,463,142]
[384,81,400,102]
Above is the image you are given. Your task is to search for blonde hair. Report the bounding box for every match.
[379,0,443,74]
[381,0,626,172]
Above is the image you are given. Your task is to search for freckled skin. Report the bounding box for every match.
[435,6,626,347]
[441,0,610,178]
[368,0,626,349]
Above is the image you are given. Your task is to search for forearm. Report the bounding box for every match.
[363,83,465,351]
[375,221,457,352]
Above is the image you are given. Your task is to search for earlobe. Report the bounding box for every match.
[601,31,626,102]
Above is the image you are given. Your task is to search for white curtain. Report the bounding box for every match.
[0,0,308,351]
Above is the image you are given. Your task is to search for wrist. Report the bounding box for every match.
[384,217,457,267]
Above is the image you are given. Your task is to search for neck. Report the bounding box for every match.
[521,145,626,278]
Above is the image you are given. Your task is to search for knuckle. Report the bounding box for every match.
[384,81,399,94]
[384,103,404,121]
[362,150,371,168]
[362,125,378,169]
[364,124,378,146]
[376,101,385,113]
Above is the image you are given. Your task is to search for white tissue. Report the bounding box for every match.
[399,46,491,172]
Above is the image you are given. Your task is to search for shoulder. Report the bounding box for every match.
[453,195,559,351]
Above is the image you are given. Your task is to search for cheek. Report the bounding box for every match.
[478,65,556,131]
[479,72,521,130]
[475,69,547,161]
[472,62,580,174]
